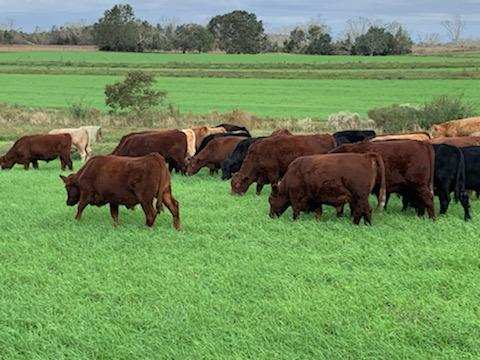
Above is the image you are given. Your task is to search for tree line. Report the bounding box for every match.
[0,3,468,55]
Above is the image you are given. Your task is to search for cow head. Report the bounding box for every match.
[0,155,15,170]
[60,174,80,206]
[268,183,289,218]
[231,173,253,195]
[185,157,200,176]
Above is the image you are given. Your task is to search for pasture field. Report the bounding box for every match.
[1,159,480,358]
[0,134,480,358]
[0,49,480,119]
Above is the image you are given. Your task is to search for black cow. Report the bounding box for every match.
[197,131,251,154]
[216,123,251,136]
[333,130,376,146]
[221,137,265,180]
[403,144,470,220]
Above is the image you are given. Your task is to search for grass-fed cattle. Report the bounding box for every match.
[330,140,435,219]
[333,130,376,146]
[371,132,431,142]
[269,153,386,225]
[231,134,336,196]
[1,134,72,171]
[60,154,180,229]
[403,144,470,220]
[221,137,265,180]
[111,130,187,173]
[49,127,90,162]
[216,123,251,136]
[432,117,480,137]
[431,136,480,147]
[186,136,247,176]
[197,131,251,154]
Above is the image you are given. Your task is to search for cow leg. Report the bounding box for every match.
[60,154,73,171]
[75,199,88,221]
[162,189,181,230]
[417,186,435,220]
[24,162,30,170]
[315,206,323,221]
[32,160,39,170]
[256,181,265,196]
[383,193,391,211]
[110,204,119,225]
[140,200,157,227]
[438,190,451,215]
[459,192,471,221]
[336,204,345,217]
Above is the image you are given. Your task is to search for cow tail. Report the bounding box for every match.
[372,153,386,211]
[454,147,466,202]
[428,143,435,196]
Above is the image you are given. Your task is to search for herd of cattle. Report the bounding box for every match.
[2,116,480,228]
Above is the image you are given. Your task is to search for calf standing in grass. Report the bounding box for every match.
[60,153,180,229]
[1,134,72,170]
[269,153,386,225]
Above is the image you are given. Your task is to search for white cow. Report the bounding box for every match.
[49,127,90,162]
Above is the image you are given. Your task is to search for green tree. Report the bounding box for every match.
[304,25,333,55]
[352,26,395,56]
[391,26,413,54]
[283,27,306,53]
[93,4,141,52]
[175,24,213,52]
[208,10,266,54]
[105,71,167,114]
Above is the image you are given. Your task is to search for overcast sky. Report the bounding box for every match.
[1,0,479,40]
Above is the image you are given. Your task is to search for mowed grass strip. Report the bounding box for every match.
[1,50,480,65]
[1,74,479,118]
[0,161,479,358]
[2,65,480,80]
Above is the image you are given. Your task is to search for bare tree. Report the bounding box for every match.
[441,15,466,43]
[416,32,441,46]
[343,17,372,42]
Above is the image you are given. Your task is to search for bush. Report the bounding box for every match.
[420,95,475,129]
[368,104,422,132]
[67,101,95,120]
[105,71,167,115]
[367,95,475,132]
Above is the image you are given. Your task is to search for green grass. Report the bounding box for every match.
[1,157,480,358]
[0,73,479,118]
[0,50,479,119]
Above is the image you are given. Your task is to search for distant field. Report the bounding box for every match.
[0,50,479,119]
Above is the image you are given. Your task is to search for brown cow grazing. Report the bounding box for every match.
[431,136,480,147]
[186,136,247,176]
[111,130,187,173]
[371,132,431,142]
[269,153,386,225]
[231,134,336,196]
[1,134,72,171]
[330,140,435,219]
[432,117,480,137]
[60,154,180,229]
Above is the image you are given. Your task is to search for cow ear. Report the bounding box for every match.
[59,175,68,183]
